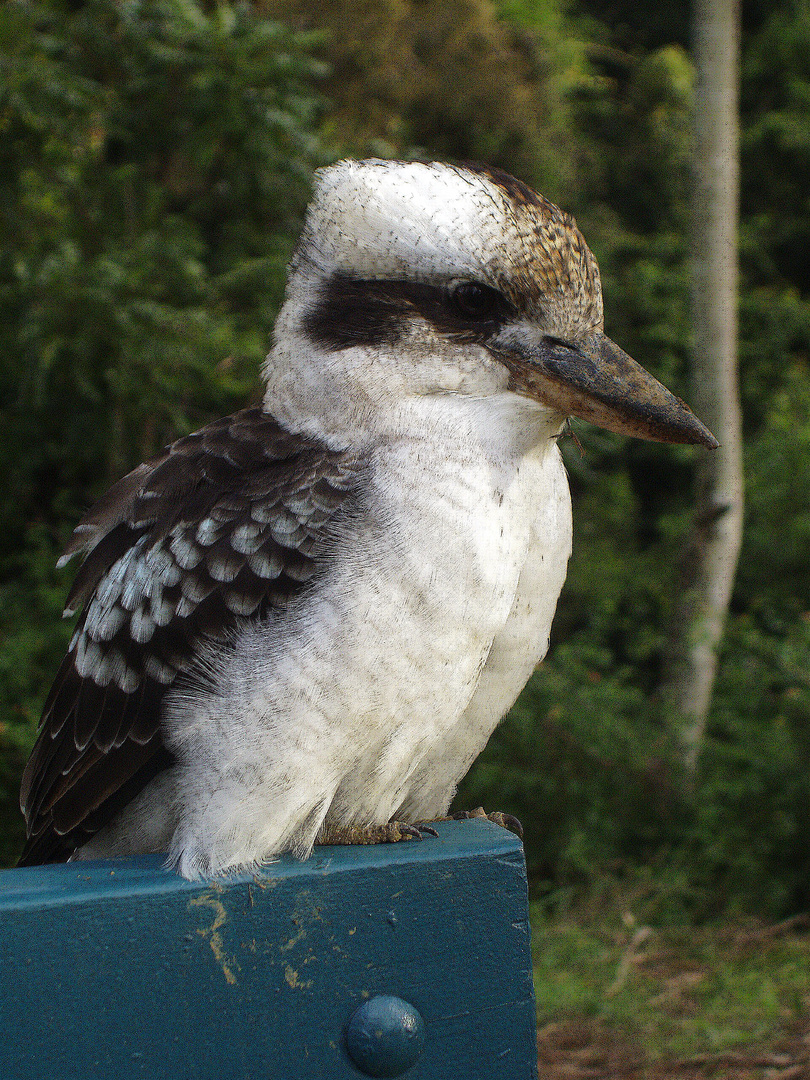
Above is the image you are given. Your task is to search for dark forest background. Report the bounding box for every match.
[1,0,808,919]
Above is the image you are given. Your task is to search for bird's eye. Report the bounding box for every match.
[449,281,500,320]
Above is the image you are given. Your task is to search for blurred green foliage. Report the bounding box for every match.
[261,0,586,197]
[0,0,808,917]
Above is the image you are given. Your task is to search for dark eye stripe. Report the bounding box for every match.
[303,272,515,352]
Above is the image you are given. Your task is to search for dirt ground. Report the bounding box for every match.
[537,1017,809,1079]
[535,916,810,1079]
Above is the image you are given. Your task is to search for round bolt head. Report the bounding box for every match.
[345,994,425,1077]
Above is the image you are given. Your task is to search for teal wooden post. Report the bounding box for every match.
[0,820,538,1079]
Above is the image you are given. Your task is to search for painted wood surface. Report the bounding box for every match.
[0,819,538,1079]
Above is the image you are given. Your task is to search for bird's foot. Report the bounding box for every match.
[317,820,439,847]
[451,806,524,839]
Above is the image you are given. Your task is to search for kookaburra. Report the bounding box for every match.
[19,160,717,879]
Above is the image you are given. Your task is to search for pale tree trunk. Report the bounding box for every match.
[665,0,744,779]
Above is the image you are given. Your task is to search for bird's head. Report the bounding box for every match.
[265,159,717,450]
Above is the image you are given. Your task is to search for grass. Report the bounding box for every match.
[530,899,810,1075]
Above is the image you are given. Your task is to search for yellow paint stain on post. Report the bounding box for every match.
[190,892,241,986]
[284,964,312,990]
[279,922,307,953]
[280,889,324,953]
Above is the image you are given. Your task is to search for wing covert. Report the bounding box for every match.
[19,407,362,864]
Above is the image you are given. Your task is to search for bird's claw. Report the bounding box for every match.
[415,824,439,839]
[487,812,523,839]
[317,820,439,846]
[452,806,524,839]
[385,821,439,842]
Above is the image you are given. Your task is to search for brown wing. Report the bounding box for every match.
[19,408,362,864]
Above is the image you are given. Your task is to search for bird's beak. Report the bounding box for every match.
[493,329,718,448]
